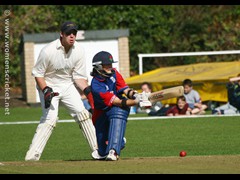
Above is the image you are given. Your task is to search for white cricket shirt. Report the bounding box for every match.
[32,39,87,86]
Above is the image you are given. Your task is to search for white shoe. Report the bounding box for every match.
[106,149,118,161]
[91,150,106,160]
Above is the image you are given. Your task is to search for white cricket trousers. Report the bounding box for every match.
[215,102,239,115]
[25,83,93,161]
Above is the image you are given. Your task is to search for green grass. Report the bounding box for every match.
[0,106,72,122]
[126,117,240,157]
[0,107,240,173]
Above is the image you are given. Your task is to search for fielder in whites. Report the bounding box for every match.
[25,21,98,161]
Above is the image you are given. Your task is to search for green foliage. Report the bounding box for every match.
[1,5,240,86]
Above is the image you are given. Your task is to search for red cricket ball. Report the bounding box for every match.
[179,151,187,157]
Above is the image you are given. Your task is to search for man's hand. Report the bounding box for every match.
[42,86,59,109]
[139,91,152,108]
[194,103,203,109]
[134,92,152,108]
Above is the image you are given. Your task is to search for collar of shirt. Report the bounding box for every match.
[95,74,107,82]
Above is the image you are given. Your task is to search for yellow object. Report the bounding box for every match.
[125,61,240,104]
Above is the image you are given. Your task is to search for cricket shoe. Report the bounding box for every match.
[91,150,106,160]
[105,149,119,161]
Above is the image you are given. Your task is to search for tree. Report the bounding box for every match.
[1,5,240,87]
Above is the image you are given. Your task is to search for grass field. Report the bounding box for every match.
[0,107,240,174]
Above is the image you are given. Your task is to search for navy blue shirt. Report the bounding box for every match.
[91,68,129,111]
[227,82,240,110]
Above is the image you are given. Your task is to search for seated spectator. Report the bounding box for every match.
[166,96,192,116]
[182,79,207,115]
[136,82,163,114]
[212,74,240,115]
[148,104,172,116]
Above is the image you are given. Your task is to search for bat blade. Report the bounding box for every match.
[148,86,184,103]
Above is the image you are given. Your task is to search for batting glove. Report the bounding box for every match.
[42,86,59,109]
[139,91,152,108]
[134,92,152,108]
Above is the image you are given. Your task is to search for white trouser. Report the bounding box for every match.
[215,102,238,115]
[25,83,97,161]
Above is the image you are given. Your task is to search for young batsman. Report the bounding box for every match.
[90,51,151,161]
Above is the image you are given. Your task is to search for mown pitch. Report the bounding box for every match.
[1,155,240,174]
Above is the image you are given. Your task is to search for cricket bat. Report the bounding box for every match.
[229,76,240,82]
[148,86,184,103]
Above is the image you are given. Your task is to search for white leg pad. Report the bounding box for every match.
[25,117,57,161]
[74,109,98,152]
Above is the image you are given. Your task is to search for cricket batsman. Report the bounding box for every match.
[90,51,152,161]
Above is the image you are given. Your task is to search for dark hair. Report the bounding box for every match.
[141,82,152,90]
[182,79,192,87]
[90,68,97,77]
[177,95,186,103]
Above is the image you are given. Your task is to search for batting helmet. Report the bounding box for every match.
[91,51,118,77]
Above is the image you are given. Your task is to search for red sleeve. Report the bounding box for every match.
[99,92,116,107]
[86,92,94,110]
[166,106,178,115]
[115,69,128,91]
